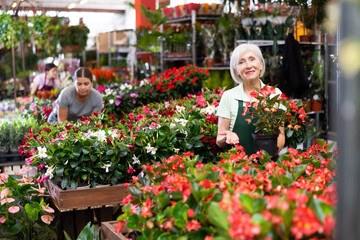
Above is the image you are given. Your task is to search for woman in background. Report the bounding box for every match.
[29,63,60,102]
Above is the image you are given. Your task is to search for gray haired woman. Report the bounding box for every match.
[216,44,285,155]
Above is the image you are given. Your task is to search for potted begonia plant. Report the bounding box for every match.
[243,85,307,156]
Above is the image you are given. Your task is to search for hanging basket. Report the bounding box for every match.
[252,134,278,157]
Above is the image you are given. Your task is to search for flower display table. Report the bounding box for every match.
[44,180,128,212]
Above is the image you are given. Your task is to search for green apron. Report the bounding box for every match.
[232,100,257,155]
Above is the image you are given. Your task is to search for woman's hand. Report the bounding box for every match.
[219,130,240,145]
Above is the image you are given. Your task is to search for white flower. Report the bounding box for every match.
[170,123,176,129]
[105,89,113,96]
[37,147,48,158]
[145,143,157,155]
[176,105,185,113]
[201,105,217,115]
[109,99,114,104]
[174,148,180,154]
[107,129,118,139]
[45,165,54,179]
[89,130,107,142]
[102,163,112,173]
[179,119,188,127]
[132,154,140,165]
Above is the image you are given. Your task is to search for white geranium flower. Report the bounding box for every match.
[45,165,54,179]
[132,154,140,165]
[102,163,112,173]
[176,105,185,113]
[109,99,114,104]
[37,147,48,158]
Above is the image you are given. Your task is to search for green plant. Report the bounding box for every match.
[115,140,336,239]
[58,24,90,50]
[64,222,102,240]
[285,99,310,148]
[0,12,30,49]
[0,171,57,239]
[244,85,292,135]
[20,113,133,189]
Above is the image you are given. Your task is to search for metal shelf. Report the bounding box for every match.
[205,66,230,70]
[163,56,192,61]
[165,14,221,24]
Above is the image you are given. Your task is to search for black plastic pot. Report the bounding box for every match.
[252,134,278,157]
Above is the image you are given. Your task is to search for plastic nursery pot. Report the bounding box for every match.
[252,134,278,157]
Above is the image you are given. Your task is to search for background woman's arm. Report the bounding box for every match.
[29,83,38,102]
[58,106,68,123]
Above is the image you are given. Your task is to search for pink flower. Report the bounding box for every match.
[41,214,54,224]
[8,206,20,213]
[1,188,8,199]
[20,167,32,173]
[186,219,201,231]
[0,216,6,223]
[1,197,15,205]
[42,205,55,213]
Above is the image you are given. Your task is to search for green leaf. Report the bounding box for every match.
[25,203,40,221]
[172,201,185,220]
[207,202,229,231]
[174,218,186,228]
[292,164,307,180]
[311,198,334,223]
[191,182,201,201]
[6,223,22,235]
[106,149,115,155]
[61,178,69,189]
[127,214,139,229]
[70,161,78,168]
[240,193,254,213]
[77,222,95,240]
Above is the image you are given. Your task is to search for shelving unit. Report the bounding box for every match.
[160,10,221,72]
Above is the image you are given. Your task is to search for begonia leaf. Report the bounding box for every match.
[207,202,229,231]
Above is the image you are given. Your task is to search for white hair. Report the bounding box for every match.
[229,43,266,84]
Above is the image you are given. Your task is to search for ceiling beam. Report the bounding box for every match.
[2,5,126,13]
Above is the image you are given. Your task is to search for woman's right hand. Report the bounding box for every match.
[218,130,240,145]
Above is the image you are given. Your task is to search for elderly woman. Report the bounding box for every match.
[48,67,103,123]
[216,44,285,155]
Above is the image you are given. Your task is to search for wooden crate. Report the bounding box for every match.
[44,180,128,212]
[101,221,127,240]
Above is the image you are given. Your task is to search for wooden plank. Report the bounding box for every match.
[44,180,129,211]
[101,221,127,240]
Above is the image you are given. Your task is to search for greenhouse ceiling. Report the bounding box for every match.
[1,0,133,13]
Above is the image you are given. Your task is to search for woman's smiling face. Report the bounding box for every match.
[235,50,263,82]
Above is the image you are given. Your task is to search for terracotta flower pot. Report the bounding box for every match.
[311,99,323,112]
[205,57,215,67]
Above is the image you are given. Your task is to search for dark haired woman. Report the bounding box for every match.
[48,67,103,123]
[29,63,60,102]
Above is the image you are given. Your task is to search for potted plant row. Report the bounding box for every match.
[113,140,336,239]
[0,117,36,163]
